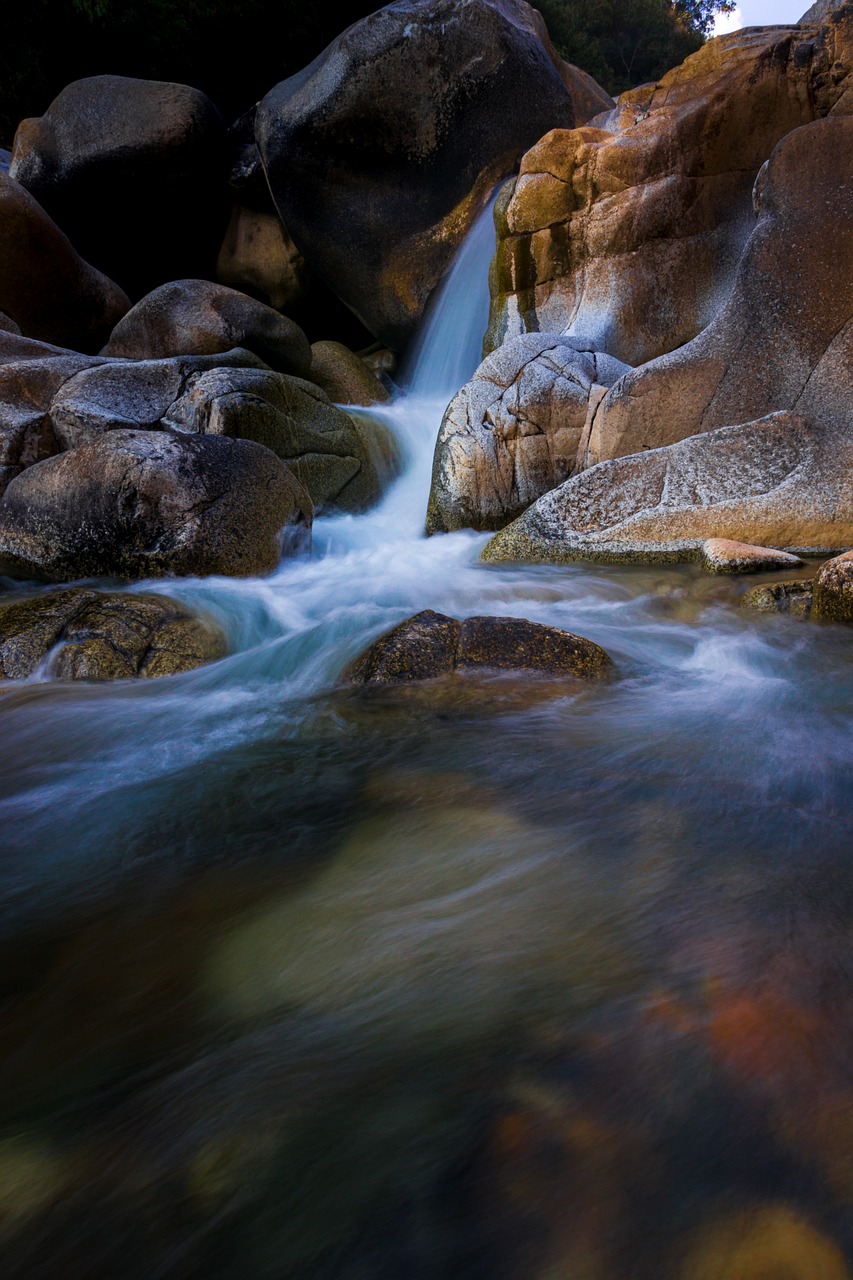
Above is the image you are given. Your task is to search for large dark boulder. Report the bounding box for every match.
[10,76,228,300]
[0,174,129,352]
[0,588,226,680]
[255,0,608,348]
[0,430,312,581]
[101,280,312,378]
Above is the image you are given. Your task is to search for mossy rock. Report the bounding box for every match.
[740,579,813,618]
[342,610,613,686]
[0,587,226,680]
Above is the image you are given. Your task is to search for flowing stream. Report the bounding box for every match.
[3,198,853,1278]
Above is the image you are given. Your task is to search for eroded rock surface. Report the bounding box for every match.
[101,279,312,379]
[0,430,311,581]
[487,14,853,365]
[0,588,226,680]
[427,333,630,533]
[812,552,853,622]
[256,0,610,347]
[344,609,612,683]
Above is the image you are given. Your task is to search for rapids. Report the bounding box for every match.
[2,194,853,1278]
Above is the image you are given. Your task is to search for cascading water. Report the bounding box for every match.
[3,188,853,1280]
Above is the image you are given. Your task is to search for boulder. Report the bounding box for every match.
[486,14,853,365]
[0,429,312,581]
[0,312,20,335]
[585,114,853,468]
[216,204,309,311]
[11,76,228,299]
[343,609,612,683]
[426,333,630,534]
[482,116,853,564]
[100,279,312,378]
[0,173,129,352]
[165,365,399,512]
[812,552,853,622]
[740,580,813,618]
[309,341,390,406]
[698,539,804,575]
[49,349,267,451]
[0,588,226,680]
[255,0,609,347]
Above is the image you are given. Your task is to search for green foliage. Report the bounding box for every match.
[532,0,729,96]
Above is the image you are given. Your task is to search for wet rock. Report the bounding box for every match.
[165,365,398,512]
[677,1205,850,1280]
[482,114,853,564]
[427,333,630,534]
[812,551,853,622]
[309,341,390,407]
[216,204,309,312]
[11,76,228,299]
[487,16,853,364]
[255,0,608,347]
[740,580,813,618]
[698,539,804,575]
[0,588,226,680]
[0,173,129,352]
[0,429,311,581]
[101,279,312,379]
[49,349,266,451]
[343,610,612,684]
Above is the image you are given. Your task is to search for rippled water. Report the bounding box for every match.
[2,198,853,1278]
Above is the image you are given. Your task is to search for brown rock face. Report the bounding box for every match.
[343,610,612,684]
[426,333,630,534]
[0,588,226,680]
[216,204,309,312]
[10,76,228,300]
[487,15,853,366]
[309,342,390,407]
[812,552,853,622]
[0,430,312,582]
[698,540,804,575]
[0,174,129,353]
[101,280,312,379]
[255,0,610,348]
[482,113,853,564]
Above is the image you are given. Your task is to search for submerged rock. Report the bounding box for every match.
[256,0,609,346]
[0,588,226,680]
[0,173,129,352]
[740,580,814,618]
[698,539,804,575]
[343,610,612,684]
[101,279,312,379]
[427,333,630,534]
[812,552,853,623]
[11,76,228,299]
[0,429,311,581]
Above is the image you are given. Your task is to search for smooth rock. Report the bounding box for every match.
[0,429,312,581]
[343,609,612,684]
[740,580,813,618]
[309,341,390,407]
[427,333,630,534]
[487,16,853,364]
[255,0,609,347]
[678,1205,850,1280]
[50,349,267,451]
[0,588,226,680]
[101,279,311,379]
[699,539,805,575]
[11,76,228,299]
[0,173,129,352]
[165,365,398,512]
[812,552,853,622]
[216,204,308,311]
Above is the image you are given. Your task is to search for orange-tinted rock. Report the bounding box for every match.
[812,551,853,622]
[698,539,804,574]
[216,204,308,311]
[677,1205,850,1280]
[309,341,390,407]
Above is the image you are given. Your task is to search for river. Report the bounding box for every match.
[2,198,853,1278]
